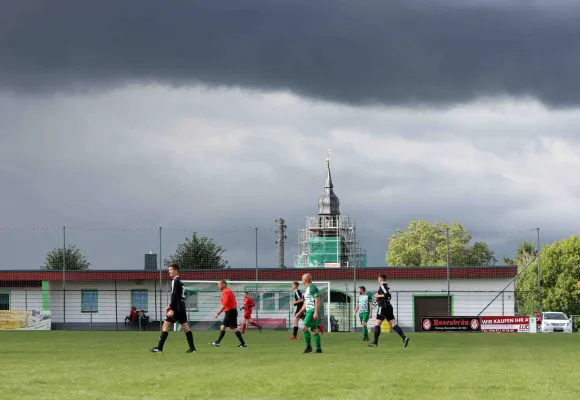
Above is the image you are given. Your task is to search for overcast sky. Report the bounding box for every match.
[1,0,580,270]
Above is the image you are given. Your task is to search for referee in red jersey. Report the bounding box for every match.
[209,279,247,348]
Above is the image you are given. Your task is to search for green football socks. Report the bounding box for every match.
[363,325,368,339]
[313,332,321,350]
[304,330,312,347]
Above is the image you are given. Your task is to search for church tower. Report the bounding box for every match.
[294,150,367,268]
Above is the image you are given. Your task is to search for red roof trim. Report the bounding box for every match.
[0,267,517,281]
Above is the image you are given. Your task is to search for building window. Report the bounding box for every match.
[278,293,290,310]
[0,292,9,310]
[81,289,98,313]
[263,292,275,311]
[185,291,198,312]
[132,290,148,311]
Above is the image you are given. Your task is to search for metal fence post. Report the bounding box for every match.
[537,228,541,312]
[62,289,66,331]
[446,228,451,315]
[159,226,162,331]
[396,291,399,320]
[115,283,118,331]
[62,226,66,330]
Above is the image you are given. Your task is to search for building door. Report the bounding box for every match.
[0,292,9,310]
[413,296,450,332]
[329,291,351,332]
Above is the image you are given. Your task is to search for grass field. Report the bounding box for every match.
[1,330,578,399]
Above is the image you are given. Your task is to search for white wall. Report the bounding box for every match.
[333,278,515,330]
[47,281,169,324]
[41,278,515,330]
[0,286,44,311]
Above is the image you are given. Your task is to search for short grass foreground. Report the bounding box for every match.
[1,330,578,399]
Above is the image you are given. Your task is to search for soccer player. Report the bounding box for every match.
[295,273,322,353]
[368,274,409,348]
[240,291,262,334]
[354,286,373,341]
[289,281,304,340]
[148,263,196,353]
[209,279,247,348]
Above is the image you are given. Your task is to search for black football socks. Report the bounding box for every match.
[373,325,381,344]
[157,331,169,351]
[186,331,195,350]
[293,326,299,337]
[235,331,246,345]
[215,330,226,344]
[393,324,406,340]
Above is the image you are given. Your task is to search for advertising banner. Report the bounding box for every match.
[421,316,481,332]
[0,310,52,330]
[480,316,542,332]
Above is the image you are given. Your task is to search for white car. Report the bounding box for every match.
[540,312,573,333]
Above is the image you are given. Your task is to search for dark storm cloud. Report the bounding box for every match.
[1,0,579,107]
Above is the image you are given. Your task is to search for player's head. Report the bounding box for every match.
[301,273,312,285]
[218,279,227,290]
[378,274,387,283]
[292,281,299,290]
[168,263,179,277]
[358,286,366,294]
[243,291,249,298]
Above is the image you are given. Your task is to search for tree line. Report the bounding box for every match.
[42,232,227,271]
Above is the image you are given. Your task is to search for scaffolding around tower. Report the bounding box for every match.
[294,215,367,268]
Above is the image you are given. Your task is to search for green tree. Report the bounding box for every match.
[385,220,497,266]
[165,232,228,270]
[512,251,540,315]
[511,236,580,327]
[502,240,537,265]
[538,235,580,319]
[501,240,540,315]
[42,245,91,270]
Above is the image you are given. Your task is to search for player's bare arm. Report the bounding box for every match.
[314,297,320,320]
[214,306,225,319]
[296,303,306,315]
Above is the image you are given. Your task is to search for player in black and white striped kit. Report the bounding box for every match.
[148,263,196,353]
[368,274,410,348]
[289,281,305,340]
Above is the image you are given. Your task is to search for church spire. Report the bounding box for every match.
[318,149,340,216]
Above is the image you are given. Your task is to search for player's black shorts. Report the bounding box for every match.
[294,308,305,320]
[376,303,395,321]
[222,309,238,329]
[166,309,187,325]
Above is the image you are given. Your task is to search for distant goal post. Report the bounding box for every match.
[175,280,332,332]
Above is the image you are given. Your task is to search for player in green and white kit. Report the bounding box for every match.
[354,286,373,341]
[295,273,322,353]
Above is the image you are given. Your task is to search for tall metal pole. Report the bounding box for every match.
[352,260,356,332]
[537,228,541,313]
[255,227,259,322]
[255,227,258,279]
[159,226,163,331]
[62,226,66,289]
[446,227,451,315]
[62,226,66,330]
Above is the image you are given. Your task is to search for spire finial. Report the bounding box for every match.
[318,148,340,215]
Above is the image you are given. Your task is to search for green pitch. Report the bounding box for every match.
[1,330,578,399]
